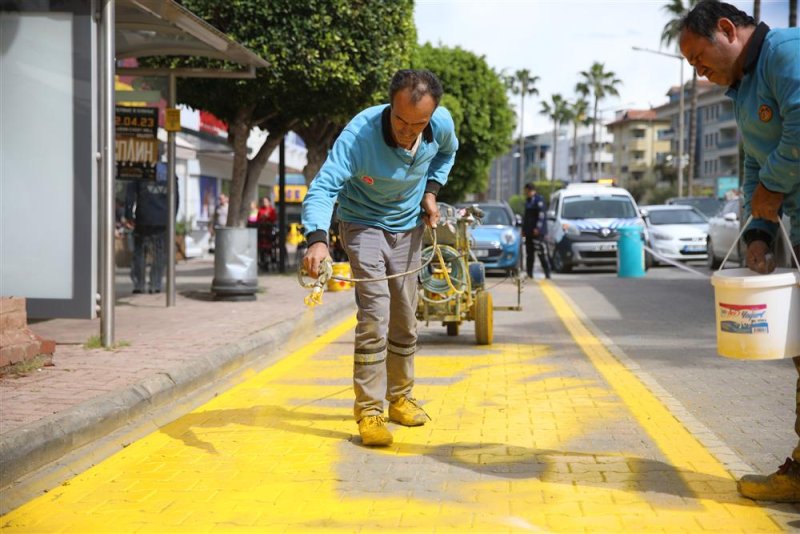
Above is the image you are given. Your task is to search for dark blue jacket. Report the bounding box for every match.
[125,178,178,228]
[523,193,547,237]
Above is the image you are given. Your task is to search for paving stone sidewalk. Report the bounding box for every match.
[0,258,356,489]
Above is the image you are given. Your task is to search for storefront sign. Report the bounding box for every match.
[273,184,307,203]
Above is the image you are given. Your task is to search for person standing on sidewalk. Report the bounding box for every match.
[679,0,800,502]
[301,69,458,446]
[124,174,178,294]
[522,183,551,279]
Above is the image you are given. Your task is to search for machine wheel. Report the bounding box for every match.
[707,238,721,269]
[474,290,493,345]
[551,249,572,274]
[446,322,459,336]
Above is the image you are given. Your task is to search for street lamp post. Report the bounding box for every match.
[632,46,685,198]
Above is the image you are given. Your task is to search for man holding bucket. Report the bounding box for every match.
[679,0,800,502]
[301,69,458,447]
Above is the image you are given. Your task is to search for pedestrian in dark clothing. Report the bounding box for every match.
[522,183,551,279]
[125,176,178,294]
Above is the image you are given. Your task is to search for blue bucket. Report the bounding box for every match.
[617,226,645,278]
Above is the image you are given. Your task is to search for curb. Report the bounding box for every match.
[0,297,356,490]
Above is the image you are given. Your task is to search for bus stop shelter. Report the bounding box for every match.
[0,0,268,346]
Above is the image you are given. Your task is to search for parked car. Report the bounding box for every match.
[455,201,522,274]
[641,204,709,264]
[706,197,793,269]
[665,196,724,218]
[545,183,650,273]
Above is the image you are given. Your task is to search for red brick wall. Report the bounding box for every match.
[0,298,55,368]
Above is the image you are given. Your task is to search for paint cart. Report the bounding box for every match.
[416,204,523,345]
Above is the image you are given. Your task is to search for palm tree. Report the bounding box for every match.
[662,0,699,196]
[790,0,797,27]
[568,98,591,181]
[506,69,540,193]
[576,62,621,181]
[540,94,571,182]
[753,0,760,23]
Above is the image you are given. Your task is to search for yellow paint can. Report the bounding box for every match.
[327,262,354,292]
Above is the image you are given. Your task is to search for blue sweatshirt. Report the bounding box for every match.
[301,104,458,244]
[726,24,800,244]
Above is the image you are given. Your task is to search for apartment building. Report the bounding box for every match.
[605,110,671,188]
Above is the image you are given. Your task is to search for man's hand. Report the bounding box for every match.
[421,192,440,228]
[303,242,331,278]
[745,239,777,274]
[751,182,784,222]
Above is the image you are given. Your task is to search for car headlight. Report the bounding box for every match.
[501,229,516,245]
[562,223,580,237]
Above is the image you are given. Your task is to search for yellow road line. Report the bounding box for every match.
[539,279,780,529]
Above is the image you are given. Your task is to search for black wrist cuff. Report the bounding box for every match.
[424,181,441,196]
[743,228,773,247]
[306,230,328,247]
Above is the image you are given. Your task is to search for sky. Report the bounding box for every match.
[414,0,792,136]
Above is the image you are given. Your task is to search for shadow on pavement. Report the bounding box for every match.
[159,404,749,508]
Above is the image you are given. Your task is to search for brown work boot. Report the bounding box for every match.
[388,396,430,427]
[738,458,800,503]
[357,415,393,447]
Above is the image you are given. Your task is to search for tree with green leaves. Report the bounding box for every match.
[539,94,571,182]
[412,44,515,202]
[568,98,591,181]
[662,0,699,196]
[505,69,540,194]
[157,0,415,226]
[576,62,621,182]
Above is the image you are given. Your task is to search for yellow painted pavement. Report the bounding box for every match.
[0,283,782,533]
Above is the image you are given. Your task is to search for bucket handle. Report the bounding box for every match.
[718,214,799,274]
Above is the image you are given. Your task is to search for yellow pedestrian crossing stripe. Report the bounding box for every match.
[0,285,782,532]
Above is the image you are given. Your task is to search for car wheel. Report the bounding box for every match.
[551,249,572,273]
[707,238,721,269]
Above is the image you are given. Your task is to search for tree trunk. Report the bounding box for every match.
[237,126,290,225]
[551,122,558,181]
[687,71,698,196]
[753,0,761,23]
[790,0,797,27]
[295,118,342,185]
[226,104,256,228]
[589,97,597,182]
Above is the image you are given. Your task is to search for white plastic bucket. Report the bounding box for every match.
[711,268,800,360]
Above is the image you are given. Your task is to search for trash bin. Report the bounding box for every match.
[617,226,645,278]
[211,227,259,300]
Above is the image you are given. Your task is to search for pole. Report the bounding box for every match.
[518,89,525,195]
[677,61,685,198]
[631,46,685,197]
[166,73,177,306]
[100,0,116,347]
[278,137,287,273]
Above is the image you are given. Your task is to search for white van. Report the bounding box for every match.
[545,183,650,273]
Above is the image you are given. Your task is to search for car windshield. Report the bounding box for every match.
[561,196,637,219]
[477,206,513,226]
[648,209,707,225]
[668,197,724,217]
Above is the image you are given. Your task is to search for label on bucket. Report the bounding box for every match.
[719,303,769,334]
